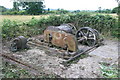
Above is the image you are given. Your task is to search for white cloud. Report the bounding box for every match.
[0,0,118,10]
[44,0,118,10]
[0,0,13,9]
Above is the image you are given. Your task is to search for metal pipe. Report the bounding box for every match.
[65,44,98,63]
[1,54,37,70]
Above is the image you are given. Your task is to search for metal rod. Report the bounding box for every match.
[77,37,86,42]
[1,53,37,70]
[28,41,66,53]
[65,45,98,63]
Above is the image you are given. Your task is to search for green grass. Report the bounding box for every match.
[2,61,32,78]
[2,61,60,78]
[99,62,119,78]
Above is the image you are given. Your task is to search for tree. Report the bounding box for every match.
[73,10,80,13]
[98,7,102,13]
[0,6,7,12]
[20,1,44,15]
[101,9,112,13]
[48,8,50,11]
[115,0,119,2]
[13,2,19,11]
[57,9,69,14]
[112,7,118,13]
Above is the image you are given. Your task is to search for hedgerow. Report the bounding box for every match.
[2,13,118,40]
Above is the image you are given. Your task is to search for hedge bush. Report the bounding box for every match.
[2,13,118,40]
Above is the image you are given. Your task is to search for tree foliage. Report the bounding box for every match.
[112,7,118,13]
[13,2,19,11]
[0,6,7,12]
[20,2,44,15]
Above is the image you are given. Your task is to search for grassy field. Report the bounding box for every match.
[0,15,49,24]
[0,13,118,23]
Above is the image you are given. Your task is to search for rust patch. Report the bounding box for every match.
[44,29,78,52]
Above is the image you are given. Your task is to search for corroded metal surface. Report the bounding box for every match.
[43,24,102,52]
[44,29,78,52]
[9,24,102,52]
[10,36,28,52]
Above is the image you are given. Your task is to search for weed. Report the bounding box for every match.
[100,62,119,78]
[2,61,60,78]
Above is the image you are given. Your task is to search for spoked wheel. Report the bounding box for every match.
[67,23,77,34]
[76,27,98,46]
[67,23,77,31]
[93,29,100,42]
[60,23,77,34]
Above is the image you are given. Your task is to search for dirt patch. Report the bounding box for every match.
[1,39,119,78]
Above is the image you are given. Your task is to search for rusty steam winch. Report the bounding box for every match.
[44,23,102,52]
[10,23,103,52]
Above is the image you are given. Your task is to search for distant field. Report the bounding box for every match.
[0,13,118,24]
[108,13,118,17]
[0,15,49,24]
[101,13,118,18]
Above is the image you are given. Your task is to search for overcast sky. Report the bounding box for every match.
[0,0,118,10]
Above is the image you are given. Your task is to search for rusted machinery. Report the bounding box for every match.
[44,23,102,52]
[10,36,28,52]
[10,24,102,52]
[10,23,103,62]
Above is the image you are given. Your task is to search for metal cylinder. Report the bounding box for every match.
[10,36,27,52]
